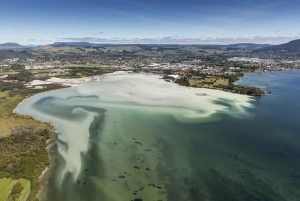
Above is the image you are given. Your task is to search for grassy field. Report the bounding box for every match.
[0,178,31,201]
[33,45,143,54]
[161,50,178,54]
[184,74,264,96]
[33,46,101,54]
[182,47,225,54]
[57,75,72,79]
[0,91,8,98]
[17,179,31,201]
[189,76,229,88]
[62,64,110,68]
[0,71,19,75]
[0,95,24,137]
[29,69,53,74]
[33,45,81,54]
[103,45,142,52]
[182,47,203,54]
[0,178,18,201]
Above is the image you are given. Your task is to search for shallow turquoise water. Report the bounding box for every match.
[16,72,300,201]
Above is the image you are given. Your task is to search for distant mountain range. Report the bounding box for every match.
[50,42,272,49]
[52,42,103,47]
[0,42,33,51]
[1,39,300,53]
[254,39,300,52]
[0,43,39,50]
[25,44,40,48]
[195,43,273,50]
[227,43,273,49]
[0,42,22,47]
[49,40,300,53]
[0,41,274,49]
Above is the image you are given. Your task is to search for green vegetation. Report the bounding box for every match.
[104,45,142,53]
[0,69,110,200]
[0,71,19,75]
[10,64,25,72]
[29,69,53,74]
[34,45,142,54]
[0,74,65,200]
[65,67,115,78]
[0,178,18,201]
[0,94,53,200]
[175,72,265,96]
[6,70,33,82]
[189,76,229,88]
[255,39,300,53]
[9,181,24,200]
[63,64,109,68]
[0,91,8,98]
[29,43,274,56]
[0,178,30,201]
[0,81,24,92]
[17,179,31,201]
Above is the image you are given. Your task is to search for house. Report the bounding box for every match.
[166,75,180,79]
[3,80,18,83]
[225,72,236,75]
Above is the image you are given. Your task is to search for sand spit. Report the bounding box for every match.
[26,76,102,87]
[77,73,254,118]
[25,71,131,88]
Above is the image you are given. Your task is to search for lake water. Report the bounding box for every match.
[15,72,300,201]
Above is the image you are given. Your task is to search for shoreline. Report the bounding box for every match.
[180,69,300,96]
[12,71,257,200]
[12,94,67,201]
[11,74,119,200]
[235,69,300,92]
[174,72,266,96]
[0,92,57,201]
[13,72,255,200]
[3,84,67,200]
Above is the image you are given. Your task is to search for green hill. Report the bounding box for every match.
[254,39,300,52]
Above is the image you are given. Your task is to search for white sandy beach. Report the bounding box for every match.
[77,73,254,118]
[26,76,102,87]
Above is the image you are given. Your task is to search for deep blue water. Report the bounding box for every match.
[237,71,300,138]
[171,70,300,201]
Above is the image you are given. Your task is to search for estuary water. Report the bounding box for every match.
[15,72,300,201]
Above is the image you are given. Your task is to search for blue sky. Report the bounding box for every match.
[0,0,300,44]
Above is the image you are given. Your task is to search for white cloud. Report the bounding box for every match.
[60,36,299,45]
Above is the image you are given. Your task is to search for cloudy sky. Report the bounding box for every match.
[0,0,300,45]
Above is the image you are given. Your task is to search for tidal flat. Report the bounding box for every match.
[15,72,300,201]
